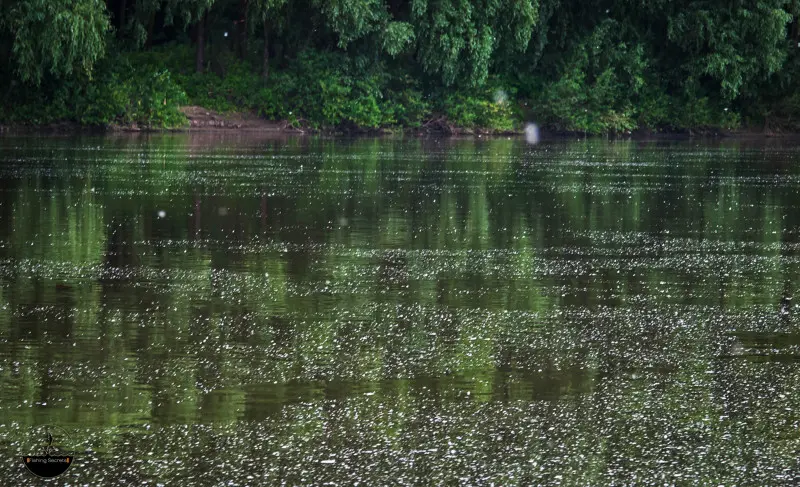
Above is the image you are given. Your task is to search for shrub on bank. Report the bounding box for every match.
[0,56,188,128]
[0,43,752,134]
[0,44,518,132]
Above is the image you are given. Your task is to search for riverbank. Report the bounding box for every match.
[0,105,522,136]
[7,3,800,141]
[173,107,518,135]
[0,107,786,139]
[3,45,770,138]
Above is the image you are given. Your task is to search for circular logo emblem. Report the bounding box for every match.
[21,425,75,479]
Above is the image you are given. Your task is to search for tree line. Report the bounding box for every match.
[2,1,800,133]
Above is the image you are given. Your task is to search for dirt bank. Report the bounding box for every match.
[177,106,297,132]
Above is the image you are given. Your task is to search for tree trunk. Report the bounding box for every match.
[238,22,248,59]
[118,0,127,36]
[196,14,206,73]
[145,11,155,48]
[389,0,401,17]
[241,0,248,58]
[262,20,270,80]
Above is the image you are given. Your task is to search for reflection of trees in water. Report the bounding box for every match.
[1,137,800,483]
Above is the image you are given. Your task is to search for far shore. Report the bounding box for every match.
[1,105,796,140]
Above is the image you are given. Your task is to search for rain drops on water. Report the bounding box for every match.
[5,138,799,486]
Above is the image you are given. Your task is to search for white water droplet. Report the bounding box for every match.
[524,123,540,145]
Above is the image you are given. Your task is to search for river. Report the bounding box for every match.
[1,134,799,485]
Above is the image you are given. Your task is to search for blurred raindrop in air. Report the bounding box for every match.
[524,123,540,144]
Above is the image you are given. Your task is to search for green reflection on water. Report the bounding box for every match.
[2,134,800,484]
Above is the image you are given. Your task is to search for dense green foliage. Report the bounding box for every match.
[2,0,800,133]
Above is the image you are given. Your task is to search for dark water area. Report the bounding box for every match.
[2,134,800,485]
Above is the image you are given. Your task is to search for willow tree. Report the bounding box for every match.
[666,0,793,100]
[317,0,414,50]
[115,0,163,48]
[163,0,217,72]
[0,0,110,84]
[248,0,287,79]
[410,0,538,86]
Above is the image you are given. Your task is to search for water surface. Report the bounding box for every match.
[2,134,800,485]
